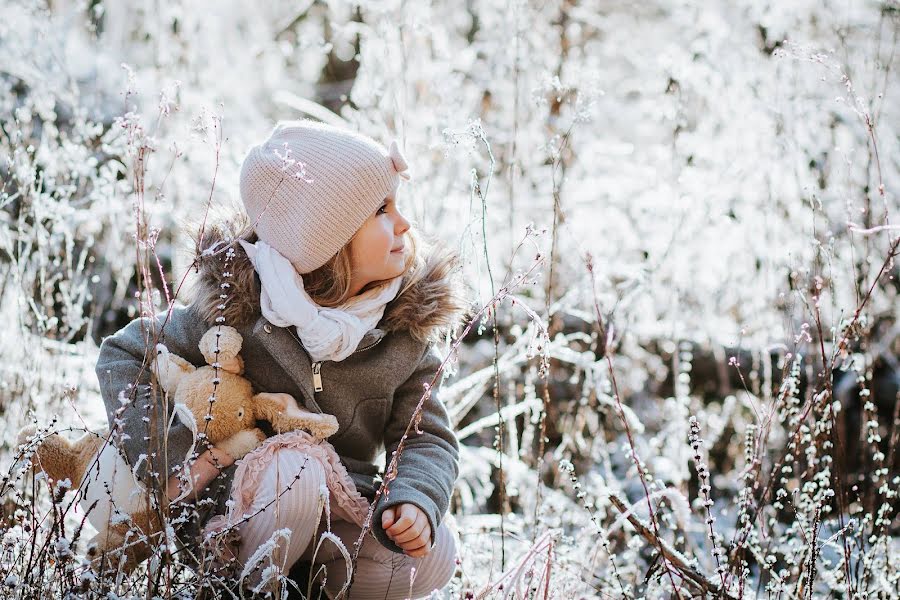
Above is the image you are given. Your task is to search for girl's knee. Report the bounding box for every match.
[237,450,331,573]
[249,449,327,510]
[272,449,325,483]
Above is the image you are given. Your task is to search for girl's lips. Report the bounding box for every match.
[391,245,405,253]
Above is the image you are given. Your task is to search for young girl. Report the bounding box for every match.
[95,120,469,597]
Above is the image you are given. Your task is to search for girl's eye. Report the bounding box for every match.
[376,203,388,215]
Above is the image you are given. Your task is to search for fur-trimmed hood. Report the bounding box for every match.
[188,218,471,344]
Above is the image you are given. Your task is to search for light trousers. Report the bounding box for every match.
[236,447,458,599]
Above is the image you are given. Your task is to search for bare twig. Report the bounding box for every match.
[609,494,738,600]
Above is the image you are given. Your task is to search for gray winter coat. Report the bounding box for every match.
[94,222,469,555]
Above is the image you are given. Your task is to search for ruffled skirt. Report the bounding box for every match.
[201,430,372,568]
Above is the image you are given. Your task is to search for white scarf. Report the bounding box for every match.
[239,240,402,363]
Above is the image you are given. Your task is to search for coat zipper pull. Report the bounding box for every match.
[312,361,323,392]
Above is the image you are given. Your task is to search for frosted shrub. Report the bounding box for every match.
[1,0,898,598]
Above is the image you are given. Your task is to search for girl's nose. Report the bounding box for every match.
[395,210,411,235]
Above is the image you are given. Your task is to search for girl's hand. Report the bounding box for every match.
[166,446,236,502]
[381,503,432,558]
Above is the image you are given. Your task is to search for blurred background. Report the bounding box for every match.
[1,1,898,597]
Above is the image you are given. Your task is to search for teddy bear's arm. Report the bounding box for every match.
[215,428,266,460]
[254,392,339,439]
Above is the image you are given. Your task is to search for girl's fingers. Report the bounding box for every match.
[385,503,420,537]
[404,536,432,558]
[385,503,433,557]
[407,532,432,552]
[381,506,396,530]
[392,511,427,544]
[398,525,432,553]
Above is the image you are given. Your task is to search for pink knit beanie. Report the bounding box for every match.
[239,119,410,274]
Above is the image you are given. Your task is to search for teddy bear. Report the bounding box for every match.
[17,325,338,574]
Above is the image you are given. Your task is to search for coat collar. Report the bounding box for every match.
[250,316,388,411]
[189,216,469,345]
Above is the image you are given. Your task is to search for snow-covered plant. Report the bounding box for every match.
[1,0,897,598]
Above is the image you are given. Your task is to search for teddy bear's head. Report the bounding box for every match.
[176,367,257,443]
[155,326,256,443]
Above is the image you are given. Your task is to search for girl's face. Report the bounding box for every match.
[347,194,411,296]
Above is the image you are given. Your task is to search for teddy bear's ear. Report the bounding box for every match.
[153,344,195,394]
[199,327,244,374]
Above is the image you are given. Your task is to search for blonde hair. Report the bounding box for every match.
[303,226,426,307]
[193,211,432,312]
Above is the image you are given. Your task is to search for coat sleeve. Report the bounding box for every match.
[94,304,211,490]
[371,342,459,553]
